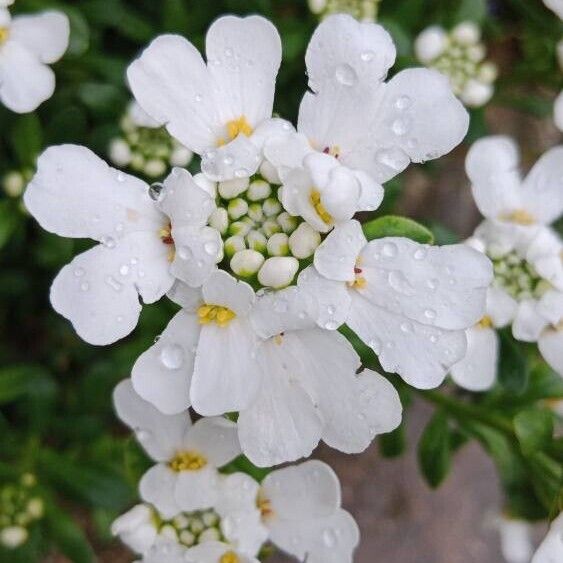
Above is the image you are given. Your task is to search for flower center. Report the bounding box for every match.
[156,508,225,548]
[197,304,237,327]
[498,209,535,226]
[159,223,175,261]
[309,189,333,225]
[0,27,8,45]
[257,491,274,521]
[220,552,240,563]
[477,315,493,329]
[217,115,253,146]
[322,145,341,158]
[347,260,367,289]
[169,450,207,472]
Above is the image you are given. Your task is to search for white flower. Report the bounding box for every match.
[112,504,158,554]
[414,26,448,63]
[313,220,492,388]
[496,516,533,563]
[184,542,259,563]
[127,15,283,182]
[257,460,360,563]
[113,379,241,518]
[544,0,563,19]
[466,136,563,231]
[132,270,263,416]
[532,512,563,562]
[24,146,222,344]
[0,526,28,549]
[0,6,69,112]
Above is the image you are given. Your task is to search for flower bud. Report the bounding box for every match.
[452,21,481,46]
[218,177,249,199]
[289,222,321,259]
[231,249,265,277]
[467,44,486,63]
[478,61,498,84]
[109,138,132,166]
[414,26,448,64]
[199,528,221,542]
[130,153,145,170]
[224,235,246,257]
[229,220,252,237]
[188,517,204,534]
[26,498,43,519]
[258,257,299,288]
[209,208,229,234]
[3,171,25,198]
[179,529,196,546]
[263,197,282,217]
[261,218,281,237]
[247,230,268,253]
[247,179,271,201]
[277,212,299,234]
[259,160,281,184]
[267,232,289,256]
[0,526,28,549]
[202,511,219,527]
[173,514,189,529]
[170,145,193,167]
[247,202,264,222]
[144,159,166,178]
[460,79,493,107]
[228,198,249,220]
[160,524,178,541]
[308,0,327,15]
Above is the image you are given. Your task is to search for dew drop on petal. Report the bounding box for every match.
[136,429,152,442]
[149,182,164,201]
[430,335,438,343]
[413,248,427,261]
[426,278,439,290]
[360,50,375,62]
[105,276,122,292]
[382,242,398,257]
[424,308,437,320]
[391,118,409,136]
[178,246,193,261]
[335,64,358,87]
[101,235,116,249]
[223,155,234,166]
[322,528,338,548]
[400,321,413,333]
[116,172,126,183]
[204,241,219,256]
[74,267,85,277]
[80,282,89,292]
[119,264,130,276]
[395,95,412,110]
[159,344,184,370]
[234,168,248,178]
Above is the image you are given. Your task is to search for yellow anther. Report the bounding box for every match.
[499,209,535,226]
[477,315,493,329]
[0,27,9,45]
[158,223,175,261]
[197,304,236,327]
[347,276,367,289]
[220,552,240,563]
[309,189,333,225]
[273,334,284,345]
[169,450,207,472]
[257,491,274,520]
[217,116,254,146]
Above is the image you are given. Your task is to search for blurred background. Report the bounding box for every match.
[0,0,562,561]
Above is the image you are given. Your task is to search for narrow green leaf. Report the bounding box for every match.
[10,114,42,166]
[0,201,20,250]
[417,411,451,488]
[498,330,529,394]
[514,409,554,456]
[362,215,434,244]
[379,424,406,458]
[0,365,52,404]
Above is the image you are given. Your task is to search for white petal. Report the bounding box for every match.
[450,326,498,391]
[183,417,240,467]
[321,166,361,222]
[50,235,173,345]
[24,145,161,241]
[171,226,222,288]
[132,310,199,415]
[167,281,202,311]
[269,509,359,563]
[348,294,467,388]
[113,379,191,462]
[526,227,563,291]
[297,266,351,330]
[237,339,322,467]
[321,368,402,453]
[314,220,367,282]
[263,132,312,180]
[305,14,396,90]
[205,15,281,128]
[554,91,563,132]
[111,504,157,555]
[216,473,260,515]
[139,464,182,519]
[359,238,492,330]
[202,270,255,316]
[0,41,55,112]
[144,540,188,563]
[250,285,317,339]
[184,542,257,563]
[191,318,262,415]
[10,11,69,63]
[174,465,220,512]
[521,146,563,224]
[512,300,548,342]
[201,134,261,182]
[263,460,340,520]
[353,170,384,212]
[537,290,563,326]
[487,286,518,328]
[531,512,563,563]
[539,329,563,377]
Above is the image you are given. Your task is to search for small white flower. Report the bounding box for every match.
[127,16,283,182]
[184,542,259,563]
[0,6,69,112]
[113,380,241,518]
[414,25,449,64]
[313,219,493,389]
[257,460,360,563]
[531,512,563,562]
[112,504,158,554]
[24,147,222,344]
[0,526,28,549]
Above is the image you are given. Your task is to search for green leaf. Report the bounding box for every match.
[339,325,380,371]
[10,114,42,166]
[498,330,529,394]
[222,455,272,483]
[514,409,554,456]
[379,424,406,458]
[0,365,52,404]
[362,216,434,244]
[45,502,94,563]
[417,411,451,488]
[0,200,20,250]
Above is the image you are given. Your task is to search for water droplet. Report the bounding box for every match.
[335,64,358,87]
[105,276,122,292]
[327,305,336,315]
[136,429,152,442]
[395,95,412,110]
[119,264,130,276]
[116,172,126,183]
[413,248,427,260]
[149,182,164,201]
[234,168,248,178]
[74,267,85,277]
[426,278,439,290]
[391,118,409,136]
[360,50,375,62]
[80,282,89,292]
[101,235,116,249]
[194,93,202,102]
[430,335,438,343]
[224,47,233,57]
[324,320,339,330]
[178,246,193,261]
[400,321,413,333]
[159,344,184,370]
[424,309,437,320]
[322,528,338,548]
[204,241,219,256]
[382,242,398,257]
[223,155,234,166]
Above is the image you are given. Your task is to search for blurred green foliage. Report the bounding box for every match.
[0,0,562,560]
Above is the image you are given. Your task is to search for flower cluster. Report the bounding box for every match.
[451,136,563,390]
[308,0,381,22]
[23,13,495,559]
[415,21,497,108]
[0,474,44,550]
[0,1,69,113]
[109,102,193,179]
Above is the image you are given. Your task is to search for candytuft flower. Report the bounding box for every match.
[0,4,69,112]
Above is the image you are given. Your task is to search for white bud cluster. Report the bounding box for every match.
[109,108,193,179]
[308,0,381,22]
[159,509,222,548]
[214,175,321,289]
[0,474,44,549]
[414,21,497,108]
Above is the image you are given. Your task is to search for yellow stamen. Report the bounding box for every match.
[274,334,284,345]
[169,450,207,472]
[309,189,333,225]
[257,491,274,521]
[220,552,240,563]
[0,27,9,46]
[197,304,236,327]
[477,315,493,329]
[347,276,367,289]
[499,209,535,226]
[217,116,253,146]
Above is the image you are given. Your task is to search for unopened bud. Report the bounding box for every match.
[199,528,221,542]
[259,160,281,184]
[144,159,166,178]
[248,202,264,222]
[414,26,448,63]
[289,222,321,259]
[202,511,219,527]
[261,218,281,237]
[267,232,289,256]
[228,198,249,220]
[209,208,229,234]
[219,177,249,199]
[170,145,193,167]
[109,138,132,166]
[452,21,481,46]
[179,529,195,546]
[478,61,498,84]
[277,212,298,234]
[263,197,282,217]
[1,526,28,549]
[258,257,299,288]
[224,235,246,258]
[247,230,268,253]
[160,524,178,541]
[460,79,493,107]
[247,179,271,201]
[467,44,486,63]
[231,249,265,277]
[229,220,252,237]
